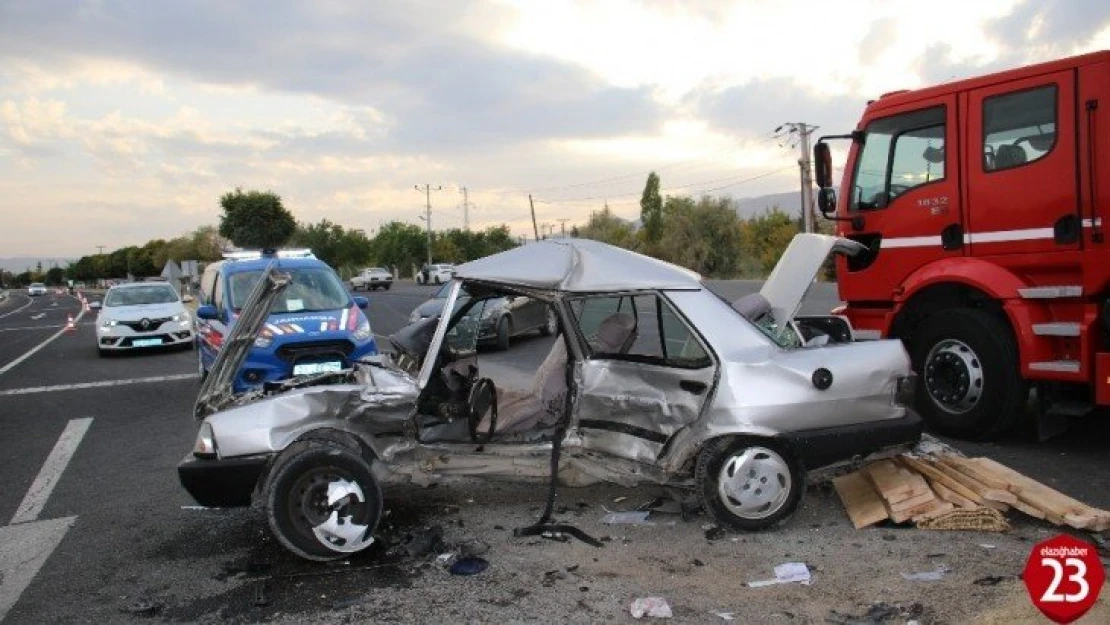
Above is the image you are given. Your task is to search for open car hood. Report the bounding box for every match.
[759,234,865,340]
[194,262,291,419]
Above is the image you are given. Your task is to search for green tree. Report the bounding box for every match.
[576,205,636,249]
[290,219,373,274]
[740,206,799,276]
[368,221,428,275]
[218,188,296,249]
[655,195,744,278]
[45,266,65,285]
[639,172,663,251]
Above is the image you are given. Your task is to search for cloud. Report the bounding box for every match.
[693,77,865,140]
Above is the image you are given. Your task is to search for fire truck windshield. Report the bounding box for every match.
[851,106,946,210]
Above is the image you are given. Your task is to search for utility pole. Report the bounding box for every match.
[556,218,570,238]
[776,122,819,233]
[415,184,443,266]
[96,245,105,255]
[528,194,539,242]
[460,186,471,231]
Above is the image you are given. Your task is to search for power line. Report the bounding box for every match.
[535,165,795,204]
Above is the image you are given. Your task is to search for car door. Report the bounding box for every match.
[195,271,228,368]
[570,292,717,465]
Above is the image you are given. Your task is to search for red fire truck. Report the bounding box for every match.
[813,50,1110,441]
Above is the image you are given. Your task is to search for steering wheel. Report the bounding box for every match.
[467,378,498,444]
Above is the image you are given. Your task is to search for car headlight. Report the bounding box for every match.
[172,311,190,324]
[193,422,217,458]
[100,318,118,328]
[353,316,373,341]
[253,335,273,348]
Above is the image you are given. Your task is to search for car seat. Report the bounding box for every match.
[994,144,1027,170]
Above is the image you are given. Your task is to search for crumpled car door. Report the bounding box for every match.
[570,293,718,465]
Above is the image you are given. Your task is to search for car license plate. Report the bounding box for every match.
[293,361,344,375]
[132,338,162,347]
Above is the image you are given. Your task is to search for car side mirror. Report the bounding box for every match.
[813,141,833,189]
[196,304,218,320]
[353,296,369,309]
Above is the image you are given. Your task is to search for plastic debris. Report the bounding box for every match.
[602,511,652,525]
[978,544,996,549]
[747,562,812,588]
[435,552,457,565]
[449,556,489,576]
[613,496,628,503]
[712,611,735,620]
[630,597,672,619]
[901,566,949,582]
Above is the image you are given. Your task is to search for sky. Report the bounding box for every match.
[1,0,1109,257]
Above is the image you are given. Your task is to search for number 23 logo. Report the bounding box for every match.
[1041,557,1089,603]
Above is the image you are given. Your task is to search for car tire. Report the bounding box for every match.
[539,307,557,337]
[910,308,1023,441]
[434,276,441,285]
[264,440,383,562]
[384,283,391,291]
[696,437,803,531]
[496,316,511,351]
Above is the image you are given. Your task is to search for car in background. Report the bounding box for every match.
[407,282,555,350]
[415,263,456,285]
[96,282,193,356]
[195,250,378,393]
[27,283,47,296]
[350,267,393,291]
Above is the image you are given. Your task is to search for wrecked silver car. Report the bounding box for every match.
[179,234,921,561]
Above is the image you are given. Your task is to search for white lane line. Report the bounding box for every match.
[0,295,33,319]
[30,313,46,320]
[10,418,94,525]
[0,324,63,333]
[0,516,77,622]
[0,373,199,396]
[0,308,85,377]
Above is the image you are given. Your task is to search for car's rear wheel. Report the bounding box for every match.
[696,437,803,531]
[265,440,382,561]
[496,316,511,351]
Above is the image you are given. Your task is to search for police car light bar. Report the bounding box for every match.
[222,248,315,260]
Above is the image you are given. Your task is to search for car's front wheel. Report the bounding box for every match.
[265,440,382,561]
[539,307,557,336]
[495,316,511,351]
[696,437,803,531]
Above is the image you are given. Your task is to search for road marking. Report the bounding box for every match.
[30,313,46,320]
[0,308,85,377]
[10,418,94,524]
[0,295,33,319]
[0,324,62,333]
[0,516,77,622]
[0,373,199,396]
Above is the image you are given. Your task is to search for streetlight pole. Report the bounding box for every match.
[415,184,442,266]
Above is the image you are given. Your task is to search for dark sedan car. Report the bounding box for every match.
[407,282,556,349]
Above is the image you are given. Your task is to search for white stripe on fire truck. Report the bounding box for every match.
[880,219,1103,249]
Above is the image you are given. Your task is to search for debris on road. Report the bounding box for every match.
[120,600,162,617]
[601,511,652,525]
[630,597,673,619]
[827,602,925,624]
[832,452,1110,531]
[449,556,489,576]
[747,562,812,588]
[901,565,949,582]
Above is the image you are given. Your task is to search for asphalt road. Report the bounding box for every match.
[0,282,1106,623]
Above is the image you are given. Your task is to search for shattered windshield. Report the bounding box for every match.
[230,267,348,313]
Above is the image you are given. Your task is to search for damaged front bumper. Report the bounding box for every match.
[177,452,271,508]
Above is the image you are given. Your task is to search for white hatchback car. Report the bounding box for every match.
[27,282,47,296]
[96,282,193,356]
[415,263,456,285]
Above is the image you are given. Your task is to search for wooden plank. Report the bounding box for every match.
[1009,498,1047,520]
[890,498,943,524]
[969,458,1092,521]
[912,501,955,522]
[832,471,889,529]
[940,456,1015,492]
[890,490,937,513]
[931,482,978,509]
[898,456,985,505]
[982,499,1011,512]
[927,460,1018,504]
[865,459,930,503]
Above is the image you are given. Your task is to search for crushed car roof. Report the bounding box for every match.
[454,238,703,292]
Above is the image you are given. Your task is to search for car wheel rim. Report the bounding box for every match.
[288,468,373,553]
[924,339,983,414]
[717,446,791,520]
[545,309,557,334]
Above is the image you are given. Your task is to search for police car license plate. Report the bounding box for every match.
[293,361,344,375]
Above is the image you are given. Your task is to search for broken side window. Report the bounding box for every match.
[569,293,711,369]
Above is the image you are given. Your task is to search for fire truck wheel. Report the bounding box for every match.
[910,308,1023,440]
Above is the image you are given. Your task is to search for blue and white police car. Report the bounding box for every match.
[195,249,377,392]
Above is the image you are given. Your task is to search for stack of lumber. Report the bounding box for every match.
[832,453,1110,532]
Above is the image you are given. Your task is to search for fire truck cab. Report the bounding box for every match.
[814,50,1110,440]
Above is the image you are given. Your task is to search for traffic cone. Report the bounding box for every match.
[65,315,76,333]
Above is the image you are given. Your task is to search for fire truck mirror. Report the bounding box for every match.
[814,142,833,188]
[817,188,837,216]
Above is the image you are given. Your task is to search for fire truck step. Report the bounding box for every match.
[1029,360,1081,373]
[1032,322,1082,337]
[1018,286,1082,299]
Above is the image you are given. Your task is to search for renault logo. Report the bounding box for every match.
[140,318,151,330]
